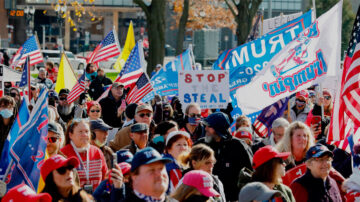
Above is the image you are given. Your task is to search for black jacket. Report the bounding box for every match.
[99,92,124,128]
[195,135,253,201]
[89,76,113,100]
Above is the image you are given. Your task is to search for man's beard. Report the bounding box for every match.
[58,103,74,116]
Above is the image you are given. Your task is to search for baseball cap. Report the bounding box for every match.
[90,119,112,131]
[131,147,172,172]
[165,131,190,146]
[308,90,315,98]
[112,82,124,88]
[135,104,153,114]
[2,184,52,202]
[48,122,60,134]
[239,182,281,202]
[323,89,332,97]
[118,162,131,175]
[86,101,101,114]
[234,127,252,140]
[48,90,59,100]
[40,155,79,180]
[252,145,290,169]
[306,144,334,160]
[131,123,149,133]
[203,112,230,137]
[182,170,220,197]
[59,88,70,96]
[116,149,134,163]
[296,90,309,99]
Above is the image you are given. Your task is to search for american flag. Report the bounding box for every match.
[328,6,360,143]
[87,29,121,65]
[19,57,30,88]
[126,73,153,104]
[114,41,145,89]
[10,35,43,69]
[67,72,86,104]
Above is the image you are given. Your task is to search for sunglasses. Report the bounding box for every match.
[56,165,74,175]
[10,92,19,97]
[47,137,59,143]
[139,113,152,118]
[189,113,202,118]
[59,97,67,101]
[90,110,100,113]
[31,87,36,91]
[324,95,331,100]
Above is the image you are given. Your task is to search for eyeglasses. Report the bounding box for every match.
[313,157,333,163]
[189,113,202,118]
[56,165,74,175]
[47,137,59,143]
[139,113,152,118]
[90,110,100,113]
[324,95,331,100]
[59,97,67,101]
[10,92,19,98]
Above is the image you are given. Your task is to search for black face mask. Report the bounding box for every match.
[184,195,209,202]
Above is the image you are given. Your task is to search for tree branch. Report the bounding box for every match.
[224,0,237,18]
[133,0,150,18]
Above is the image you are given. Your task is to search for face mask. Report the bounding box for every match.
[0,109,13,119]
[86,72,97,81]
[94,139,106,148]
[205,135,214,143]
[184,195,209,202]
[188,117,201,126]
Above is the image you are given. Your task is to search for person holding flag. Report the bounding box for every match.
[0,96,17,155]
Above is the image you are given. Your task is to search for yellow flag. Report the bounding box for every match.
[114,21,135,72]
[55,53,78,93]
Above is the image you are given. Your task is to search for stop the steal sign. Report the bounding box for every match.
[178,70,229,110]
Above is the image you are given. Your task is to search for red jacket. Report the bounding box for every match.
[61,144,108,191]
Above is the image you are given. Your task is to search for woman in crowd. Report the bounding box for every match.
[40,155,93,201]
[86,101,102,121]
[163,131,192,192]
[181,144,226,202]
[171,170,220,202]
[251,145,295,202]
[180,103,205,142]
[0,96,16,153]
[150,120,178,153]
[61,119,108,192]
[276,121,315,170]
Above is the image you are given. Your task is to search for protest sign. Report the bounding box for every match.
[178,70,229,110]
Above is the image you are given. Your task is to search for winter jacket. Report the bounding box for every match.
[180,123,205,143]
[195,135,253,201]
[88,76,112,100]
[289,104,311,123]
[290,169,342,202]
[99,92,125,128]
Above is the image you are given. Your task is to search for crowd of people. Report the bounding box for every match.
[1,61,360,202]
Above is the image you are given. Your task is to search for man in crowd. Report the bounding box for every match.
[89,68,113,100]
[46,122,64,157]
[90,119,114,169]
[36,68,53,89]
[252,117,289,153]
[180,103,205,143]
[122,147,172,201]
[123,123,149,154]
[289,90,311,122]
[290,144,342,201]
[196,112,253,201]
[110,104,155,151]
[57,88,86,123]
[99,82,126,128]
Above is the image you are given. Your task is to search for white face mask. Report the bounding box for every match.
[94,139,106,148]
[70,141,89,153]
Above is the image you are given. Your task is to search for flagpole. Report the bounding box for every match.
[2,159,13,182]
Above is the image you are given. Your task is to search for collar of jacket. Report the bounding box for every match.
[302,169,331,190]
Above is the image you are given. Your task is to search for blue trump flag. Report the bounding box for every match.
[8,87,48,191]
[151,48,193,97]
[0,98,30,181]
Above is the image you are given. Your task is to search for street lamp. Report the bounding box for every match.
[24,6,36,38]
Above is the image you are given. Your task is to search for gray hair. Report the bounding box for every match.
[39,67,46,73]
[272,118,290,129]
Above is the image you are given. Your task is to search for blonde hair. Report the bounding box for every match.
[171,183,203,201]
[276,121,315,165]
[180,144,214,169]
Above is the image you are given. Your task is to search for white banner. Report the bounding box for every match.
[178,70,229,110]
[260,12,303,35]
[236,1,342,115]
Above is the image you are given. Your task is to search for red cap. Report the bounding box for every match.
[252,146,290,169]
[234,127,252,140]
[2,184,52,202]
[182,170,220,197]
[323,89,332,97]
[296,90,309,99]
[118,162,131,175]
[40,155,79,180]
[86,101,101,114]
